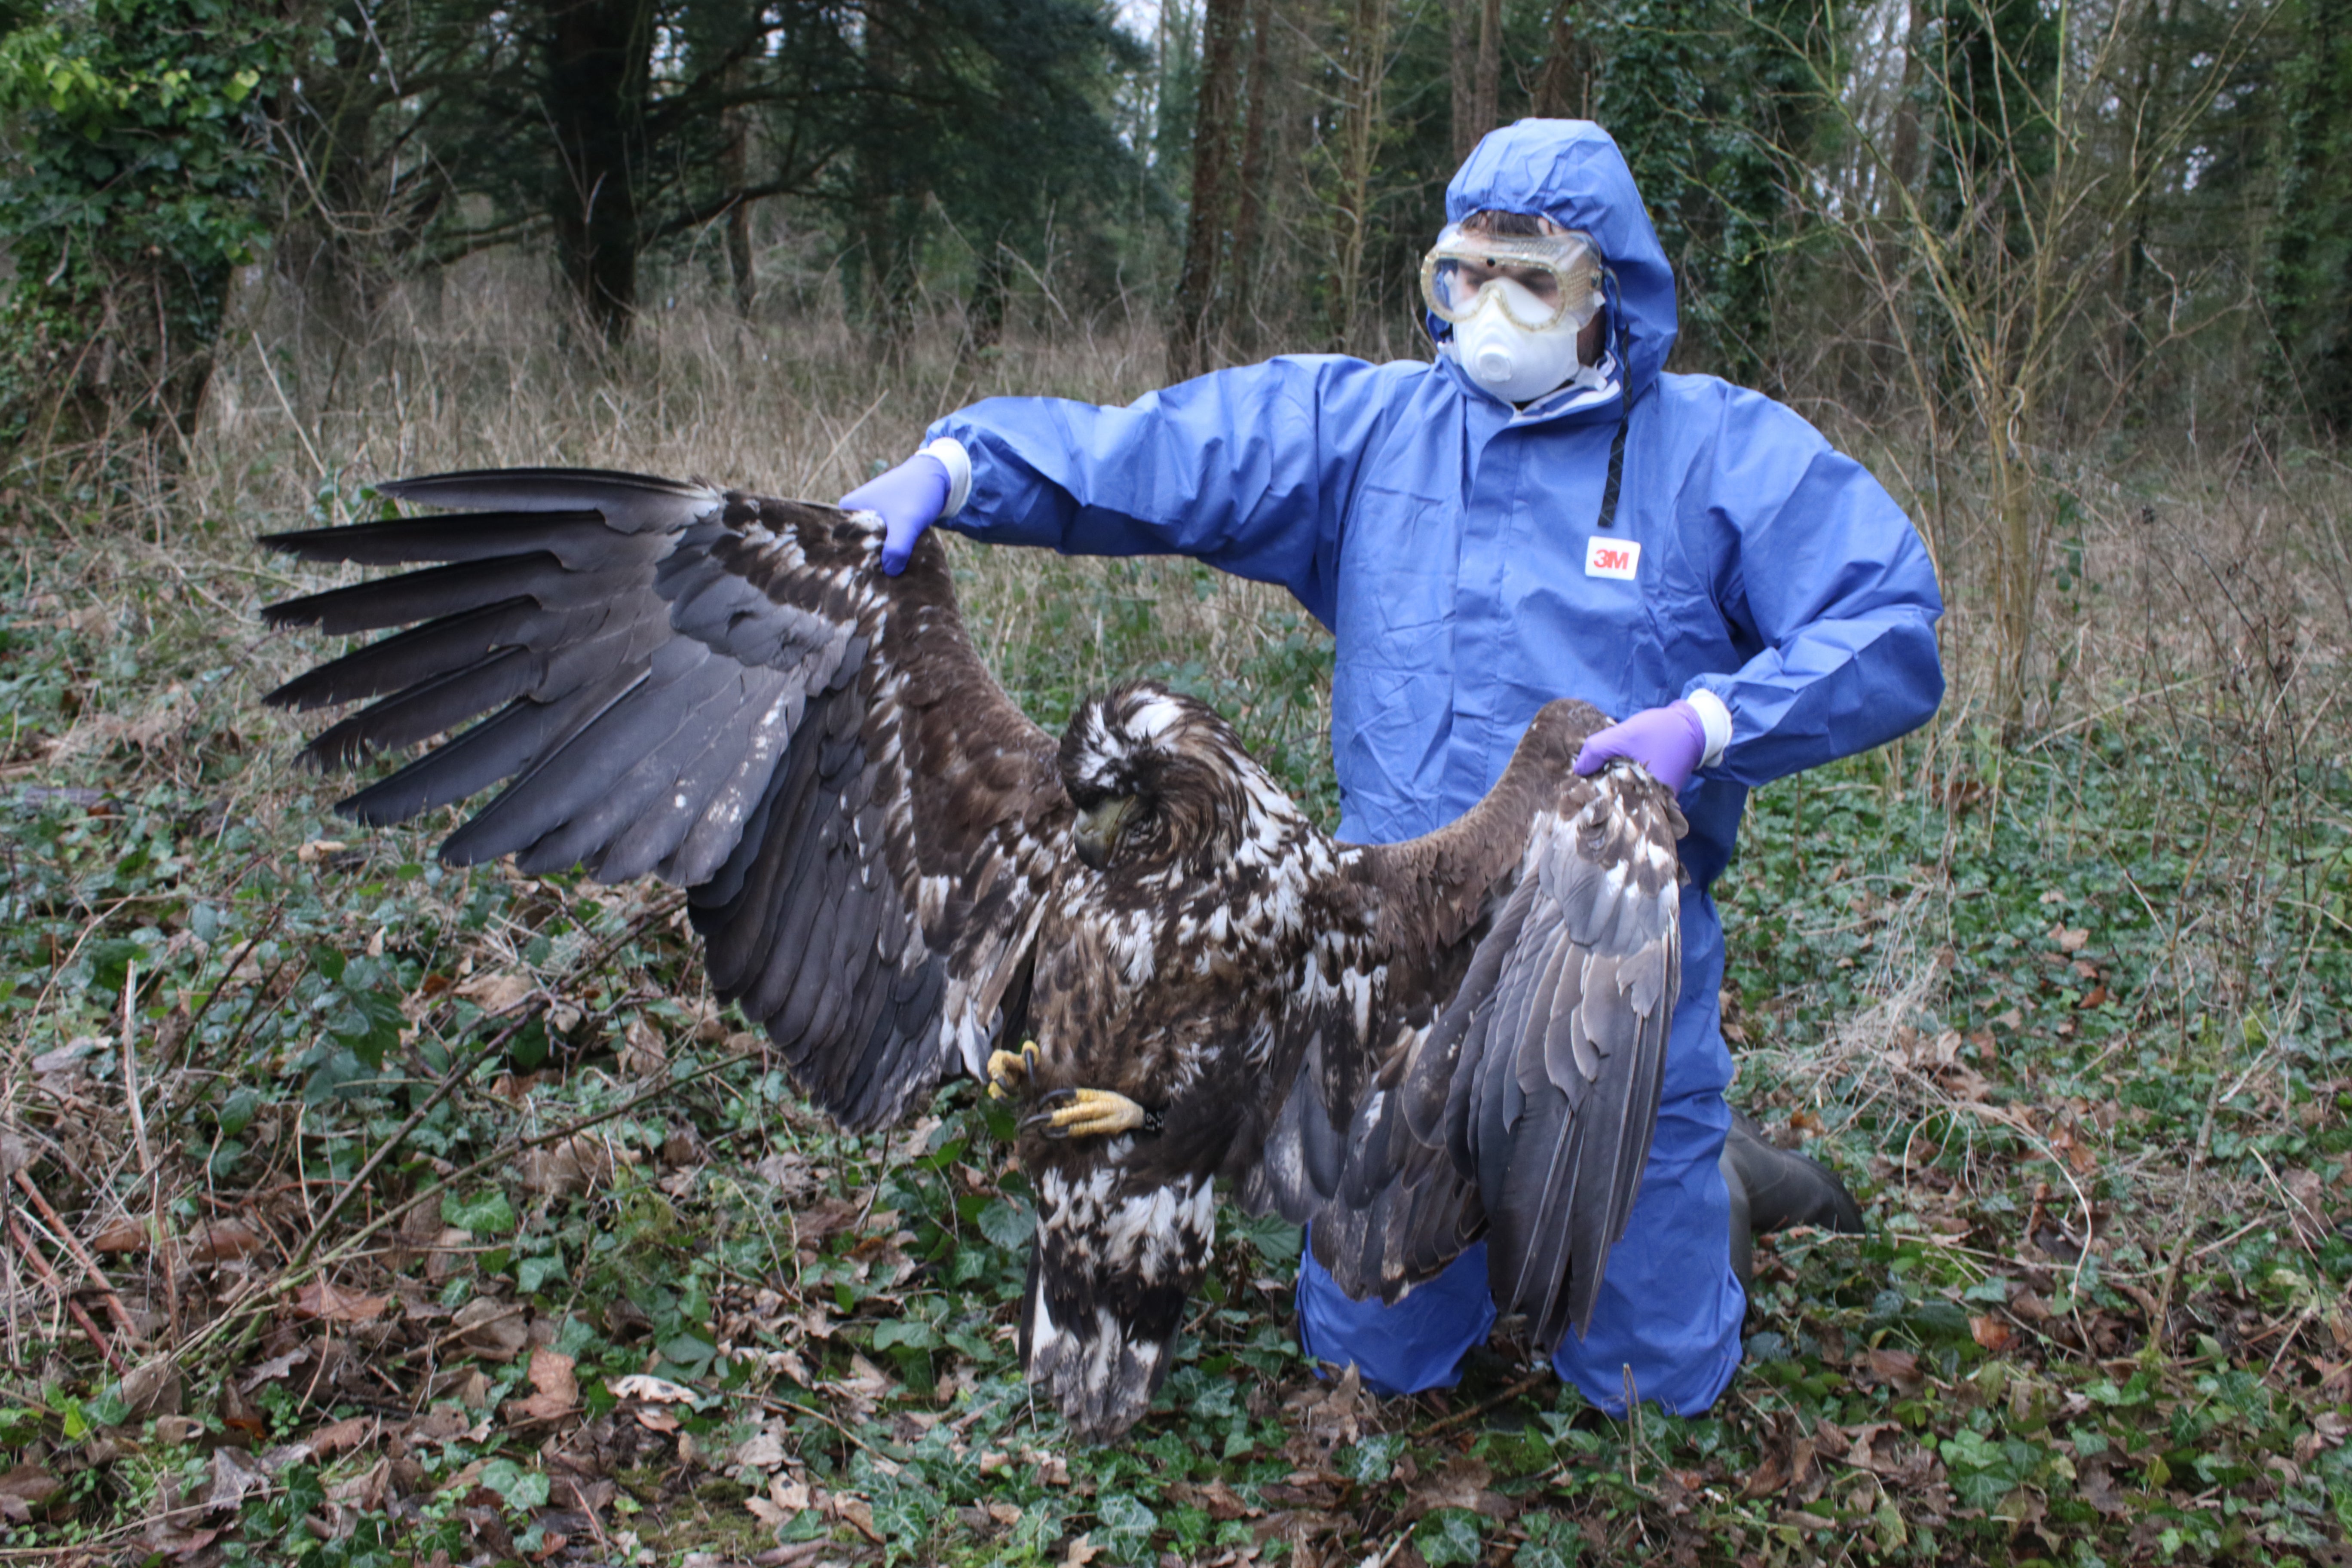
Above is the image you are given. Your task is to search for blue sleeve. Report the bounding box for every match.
[925,355,1404,627]
[1680,391,1945,788]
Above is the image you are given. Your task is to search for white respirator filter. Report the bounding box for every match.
[1448,279,1586,404]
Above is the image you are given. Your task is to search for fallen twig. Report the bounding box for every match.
[1420,1369,1552,1437]
[14,1169,140,1346]
[6,1207,126,1375]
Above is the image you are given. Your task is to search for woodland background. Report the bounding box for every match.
[3,0,2352,1564]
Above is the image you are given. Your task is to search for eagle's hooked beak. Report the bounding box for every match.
[1072,794,1138,870]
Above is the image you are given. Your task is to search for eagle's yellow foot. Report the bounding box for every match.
[1021,1086,1164,1139]
[986,1040,1041,1101]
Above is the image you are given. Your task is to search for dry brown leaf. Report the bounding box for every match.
[1060,1533,1102,1567]
[756,1152,824,1204]
[620,1017,668,1078]
[1969,1314,2016,1353]
[610,1373,698,1403]
[143,1518,220,1559]
[429,1369,480,1410]
[733,1429,787,1470]
[1936,1065,1995,1103]
[833,1493,882,1542]
[188,1219,264,1262]
[504,1347,580,1423]
[297,1278,392,1323]
[308,1416,375,1461]
[793,1195,866,1249]
[824,1353,894,1420]
[1401,1454,1491,1520]
[454,1299,530,1361]
[2286,1167,2331,1247]
[1020,1446,1072,1487]
[1288,1362,1362,1451]
[1197,1477,1255,1521]
[205,1447,267,1510]
[239,1347,311,1390]
[521,1135,619,1197]
[0,1465,61,1524]
[119,1358,181,1418]
[456,972,533,1014]
[2052,926,2089,952]
[327,1458,391,1514]
[93,1219,147,1253]
[1864,1347,1926,1395]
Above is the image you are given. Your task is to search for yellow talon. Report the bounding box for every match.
[986,1039,1041,1100]
[1022,1086,1159,1139]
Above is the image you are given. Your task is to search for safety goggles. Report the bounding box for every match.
[1419,223,1605,333]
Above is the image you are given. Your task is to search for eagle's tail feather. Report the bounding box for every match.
[1019,1175,1214,1443]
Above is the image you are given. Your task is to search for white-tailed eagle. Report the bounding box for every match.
[261,469,1684,1442]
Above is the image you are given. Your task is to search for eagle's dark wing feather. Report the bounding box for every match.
[1425,779,1681,1343]
[1245,700,1682,1348]
[262,467,1068,1130]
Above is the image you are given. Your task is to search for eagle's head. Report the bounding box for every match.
[1057,682,1288,875]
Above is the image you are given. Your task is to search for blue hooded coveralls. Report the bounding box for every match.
[927,120,1945,1415]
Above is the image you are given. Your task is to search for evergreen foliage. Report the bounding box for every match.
[0,0,286,448]
[2267,0,2352,428]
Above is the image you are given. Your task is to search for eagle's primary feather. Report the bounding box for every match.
[262,468,1683,1441]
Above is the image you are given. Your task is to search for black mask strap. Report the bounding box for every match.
[1596,392,1638,529]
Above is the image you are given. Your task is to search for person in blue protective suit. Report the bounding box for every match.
[839,118,1945,1416]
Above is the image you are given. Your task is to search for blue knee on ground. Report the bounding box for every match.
[1295,1237,1497,1396]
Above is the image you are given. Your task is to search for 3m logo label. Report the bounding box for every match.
[1585,536,1641,580]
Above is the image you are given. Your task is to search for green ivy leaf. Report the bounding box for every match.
[441,1187,517,1236]
[1414,1508,1485,1566]
[977,1197,1031,1251]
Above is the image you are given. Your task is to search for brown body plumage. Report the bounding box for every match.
[262,470,1684,1442]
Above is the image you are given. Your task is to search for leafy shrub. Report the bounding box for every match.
[0,0,285,453]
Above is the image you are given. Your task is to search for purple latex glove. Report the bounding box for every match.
[1573,700,1707,793]
[839,453,950,575]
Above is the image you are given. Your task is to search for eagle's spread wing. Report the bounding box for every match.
[262,467,1068,1130]
[1248,705,1683,1348]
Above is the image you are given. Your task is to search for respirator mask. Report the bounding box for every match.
[1420,222,1605,404]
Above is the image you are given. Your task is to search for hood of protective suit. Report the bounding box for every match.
[1436,119,1678,403]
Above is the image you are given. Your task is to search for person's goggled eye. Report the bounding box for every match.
[1420,225,1602,333]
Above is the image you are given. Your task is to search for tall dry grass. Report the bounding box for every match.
[23,251,2352,1211]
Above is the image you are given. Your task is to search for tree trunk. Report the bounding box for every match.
[284,18,393,345]
[542,0,653,345]
[1533,0,1590,119]
[968,246,1011,357]
[720,58,756,318]
[1450,0,1477,163]
[1473,0,1501,144]
[1169,0,1250,380]
[851,0,923,346]
[1227,0,1277,346]
[1329,0,1390,352]
[1886,0,1925,196]
[1451,0,1500,162]
[1988,391,2041,744]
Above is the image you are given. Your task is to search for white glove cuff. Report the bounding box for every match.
[920,437,973,518]
[1684,688,1732,769]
